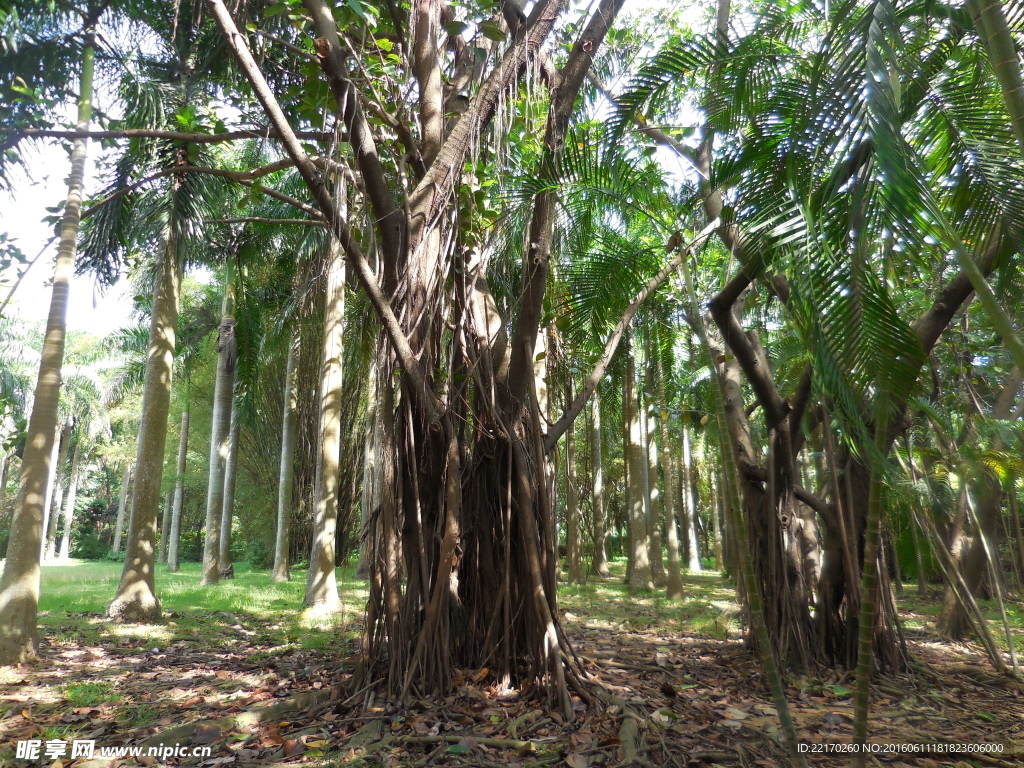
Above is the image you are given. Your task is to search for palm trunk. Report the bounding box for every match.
[655,352,683,598]
[200,258,237,586]
[58,440,82,560]
[303,237,345,612]
[167,377,190,572]
[107,225,180,622]
[710,467,724,570]
[682,422,702,571]
[565,378,583,583]
[590,393,609,576]
[112,464,133,554]
[641,390,666,585]
[0,452,10,522]
[273,336,298,582]
[158,487,173,563]
[624,342,653,590]
[219,399,239,579]
[44,420,72,561]
[0,35,94,663]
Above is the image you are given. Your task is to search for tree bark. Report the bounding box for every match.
[303,237,345,612]
[58,440,82,560]
[159,488,173,563]
[200,258,237,586]
[219,399,239,578]
[108,224,179,622]
[0,35,94,662]
[272,336,298,583]
[591,394,609,576]
[168,382,190,572]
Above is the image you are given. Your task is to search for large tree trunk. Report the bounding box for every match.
[0,36,94,663]
[44,420,73,561]
[210,0,623,709]
[108,225,180,622]
[58,440,82,560]
[167,386,189,573]
[272,336,298,583]
[590,394,609,576]
[303,237,345,612]
[655,352,684,597]
[200,259,237,586]
[112,463,133,554]
[219,400,239,579]
[624,343,653,590]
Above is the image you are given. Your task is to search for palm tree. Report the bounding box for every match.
[0,26,94,662]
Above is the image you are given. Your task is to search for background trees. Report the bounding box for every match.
[1,0,1024,756]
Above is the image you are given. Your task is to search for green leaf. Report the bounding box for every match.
[831,684,852,698]
[264,3,287,17]
[446,744,472,754]
[480,20,506,41]
[444,21,469,36]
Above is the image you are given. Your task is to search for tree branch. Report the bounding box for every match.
[205,0,443,425]
[12,127,334,144]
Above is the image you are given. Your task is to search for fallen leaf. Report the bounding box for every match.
[193,725,221,745]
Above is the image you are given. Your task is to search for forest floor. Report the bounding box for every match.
[1,560,1023,768]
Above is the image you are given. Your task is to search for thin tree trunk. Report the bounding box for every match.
[1011,482,1024,591]
[565,378,583,583]
[200,257,237,586]
[641,391,665,586]
[159,487,173,564]
[0,453,9,522]
[219,399,239,578]
[682,421,702,571]
[44,420,72,561]
[710,467,724,570]
[167,382,190,572]
[967,0,1024,153]
[655,351,683,597]
[107,224,180,622]
[58,440,82,560]
[624,342,653,590]
[273,336,298,582]
[304,237,345,612]
[590,393,609,576]
[0,35,94,663]
[112,464,133,554]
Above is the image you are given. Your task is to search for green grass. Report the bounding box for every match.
[34,559,369,652]
[64,680,116,707]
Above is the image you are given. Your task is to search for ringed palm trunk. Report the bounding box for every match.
[303,237,345,612]
[590,393,609,576]
[682,421,702,571]
[641,394,665,585]
[624,343,653,590]
[219,399,239,579]
[273,336,298,582]
[107,226,180,622]
[58,440,82,560]
[655,352,684,598]
[167,375,190,572]
[201,259,237,585]
[564,378,583,583]
[0,37,94,663]
[44,420,72,561]
[112,464,133,554]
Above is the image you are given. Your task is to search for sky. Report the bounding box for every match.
[0,135,136,338]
